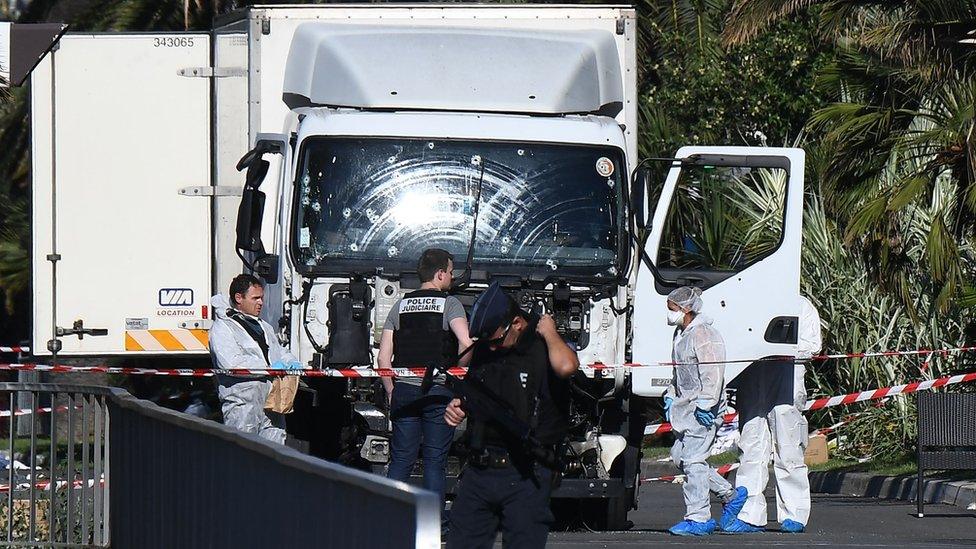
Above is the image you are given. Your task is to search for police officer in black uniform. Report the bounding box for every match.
[444,283,580,549]
[378,248,473,502]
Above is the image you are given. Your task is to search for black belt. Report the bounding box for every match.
[468,448,515,469]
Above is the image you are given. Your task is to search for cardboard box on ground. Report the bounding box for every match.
[805,434,829,466]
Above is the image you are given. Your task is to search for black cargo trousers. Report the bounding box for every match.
[446,459,555,549]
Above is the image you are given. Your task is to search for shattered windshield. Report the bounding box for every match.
[292,138,624,278]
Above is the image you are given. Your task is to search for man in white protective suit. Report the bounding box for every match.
[723,295,822,533]
[209,274,303,444]
[664,286,749,536]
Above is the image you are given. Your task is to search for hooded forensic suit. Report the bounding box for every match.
[667,312,736,522]
[209,294,299,444]
[734,296,821,527]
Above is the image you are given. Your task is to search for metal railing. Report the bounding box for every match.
[2,382,440,548]
[1,383,110,547]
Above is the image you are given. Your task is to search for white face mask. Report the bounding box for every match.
[667,309,686,326]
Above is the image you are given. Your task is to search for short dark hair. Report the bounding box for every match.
[229,274,264,306]
[417,248,454,283]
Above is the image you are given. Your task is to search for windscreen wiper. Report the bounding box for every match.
[453,156,487,290]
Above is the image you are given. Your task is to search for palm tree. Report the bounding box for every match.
[723,0,976,313]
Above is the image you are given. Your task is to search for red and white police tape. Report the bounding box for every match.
[3,341,974,368]
[650,344,976,367]
[0,477,103,493]
[640,409,880,483]
[0,363,470,378]
[0,346,28,354]
[0,404,74,419]
[641,462,739,484]
[642,370,976,436]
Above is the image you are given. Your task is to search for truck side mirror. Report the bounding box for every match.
[254,253,280,285]
[631,168,648,230]
[235,159,270,253]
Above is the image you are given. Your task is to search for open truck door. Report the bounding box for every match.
[631,146,804,396]
[31,34,212,356]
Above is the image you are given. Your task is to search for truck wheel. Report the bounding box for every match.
[600,487,634,531]
[573,487,634,531]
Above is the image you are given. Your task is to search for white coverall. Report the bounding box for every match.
[736,296,822,526]
[209,294,298,444]
[667,314,735,522]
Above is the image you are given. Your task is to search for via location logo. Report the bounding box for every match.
[158,288,194,307]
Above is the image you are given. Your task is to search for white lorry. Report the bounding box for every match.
[26,4,804,528]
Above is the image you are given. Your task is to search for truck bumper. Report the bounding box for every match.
[429,474,626,500]
[551,477,625,499]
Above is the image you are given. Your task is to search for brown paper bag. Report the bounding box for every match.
[265,375,300,414]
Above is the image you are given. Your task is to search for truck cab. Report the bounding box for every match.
[276,109,630,365]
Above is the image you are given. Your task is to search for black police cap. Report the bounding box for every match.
[468,281,517,339]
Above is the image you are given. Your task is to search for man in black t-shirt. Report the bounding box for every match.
[444,284,579,548]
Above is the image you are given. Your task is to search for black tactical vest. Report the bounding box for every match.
[392,289,459,369]
[469,331,570,450]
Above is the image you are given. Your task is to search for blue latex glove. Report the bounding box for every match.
[694,407,717,427]
[284,361,303,371]
[663,397,673,423]
[269,360,287,370]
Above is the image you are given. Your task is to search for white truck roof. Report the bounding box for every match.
[282,24,623,115]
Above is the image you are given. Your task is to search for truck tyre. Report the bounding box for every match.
[600,487,634,531]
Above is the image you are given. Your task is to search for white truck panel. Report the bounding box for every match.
[235,5,638,170]
[282,24,623,115]
[212,31,250,298]
[31,34,212,355]
[285,110,631,362]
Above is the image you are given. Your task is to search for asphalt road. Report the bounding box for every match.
[535,482,976,548]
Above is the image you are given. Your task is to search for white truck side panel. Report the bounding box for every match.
[212,31,250,297]
[31,35,212,355]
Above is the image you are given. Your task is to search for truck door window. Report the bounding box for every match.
[656,165,787,275]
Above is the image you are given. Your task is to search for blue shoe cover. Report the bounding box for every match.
[669,519,717,536]
[781,519,805,533]
[723,518,765,533]
[719,487,748,530]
